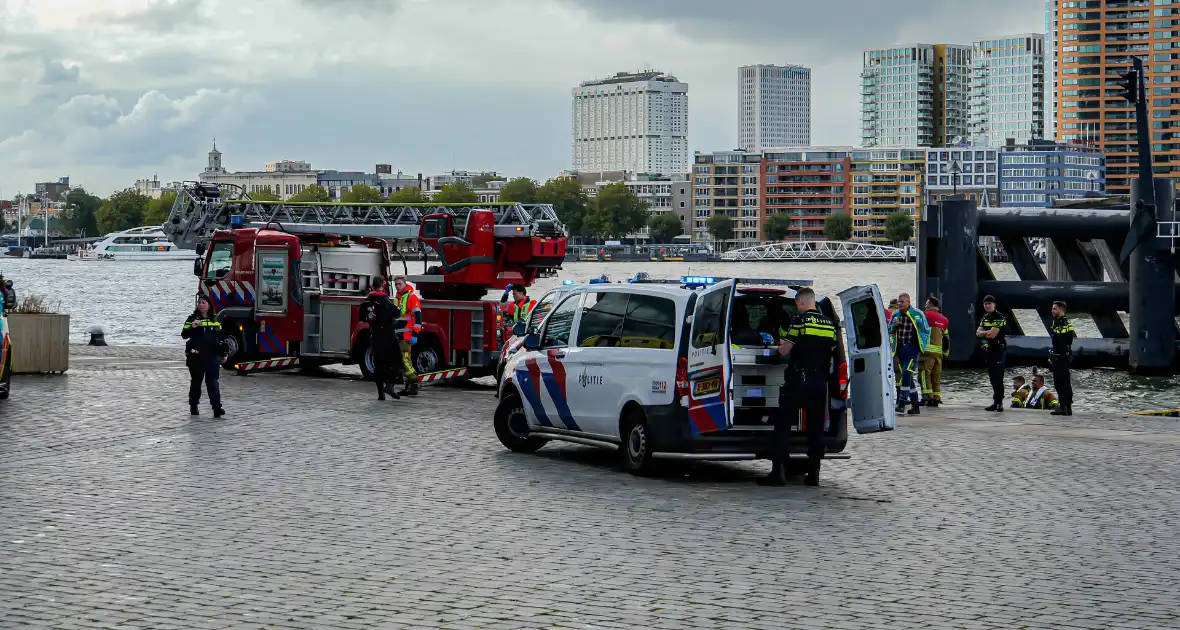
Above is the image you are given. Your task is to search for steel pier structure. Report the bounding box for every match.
[917,183,1179,374]
[721,240,912,262]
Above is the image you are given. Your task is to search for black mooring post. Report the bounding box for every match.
[935,197,979,365]
[1129,179,1176,374]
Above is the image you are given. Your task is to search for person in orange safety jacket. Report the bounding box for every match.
[393,276,422,396]
[920,296,950,407]
[509,285,536,327]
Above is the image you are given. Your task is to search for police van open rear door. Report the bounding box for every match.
[685,280,735,434]
[837,284,896,433]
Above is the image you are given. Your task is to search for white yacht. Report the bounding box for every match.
[78,226,195,261]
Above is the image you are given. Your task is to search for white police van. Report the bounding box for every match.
[493,276,896,474]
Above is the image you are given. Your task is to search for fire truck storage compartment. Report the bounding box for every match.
[301,244,383,294]
[316,298,359,355]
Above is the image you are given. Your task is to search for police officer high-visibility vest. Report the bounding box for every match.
[784,309,838,374]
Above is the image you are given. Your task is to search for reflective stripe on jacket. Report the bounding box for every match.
[889,306,931,353]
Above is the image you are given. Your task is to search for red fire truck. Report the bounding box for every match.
[163,182,567,380]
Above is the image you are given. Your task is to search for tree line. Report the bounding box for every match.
[43,179,913,244]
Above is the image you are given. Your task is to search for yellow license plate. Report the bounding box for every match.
[693,377,721,397]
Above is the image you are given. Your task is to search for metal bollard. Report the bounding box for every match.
[87,324,107,347]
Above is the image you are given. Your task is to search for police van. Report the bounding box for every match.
[493,276,896,474]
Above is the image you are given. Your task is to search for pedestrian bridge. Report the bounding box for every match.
[720,240,912,262]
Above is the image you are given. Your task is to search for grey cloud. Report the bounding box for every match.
[40,59,80,85]
[103,0,208,33]
[562,0,1041,50]
[296,0,402,13]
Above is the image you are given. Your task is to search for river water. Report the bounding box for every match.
[4,257,1179,412]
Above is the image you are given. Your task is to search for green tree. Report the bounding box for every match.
[434,181,479,204]
[143,192,177,226]
[470,173,504,189]
[498,177,538,204]
[249,189,281,202]
[647,212,684,243]
[96,189,151,234]
[289,184,332,203]
[537,177,588,237]
[386,186,428,203]
[583,182,649,240]
[884,210,914,244]
[824,212,853,241]
[764,214,793,241]
[61,187,102,237]
[341,183,384,203]
[707,213,734,247]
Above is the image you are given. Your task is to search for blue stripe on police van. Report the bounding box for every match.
[540,372,580,432]
[514,370,553,427]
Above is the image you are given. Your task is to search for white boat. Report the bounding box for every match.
[79,227,195,261]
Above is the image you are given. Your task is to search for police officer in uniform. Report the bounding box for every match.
[360,276,401,401]
[1049,300,1075,416]
[976,295,1008,412]
[182,295,227,417]
[760,287,837,488]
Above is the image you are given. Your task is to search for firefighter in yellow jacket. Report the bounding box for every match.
[919,296,950,407]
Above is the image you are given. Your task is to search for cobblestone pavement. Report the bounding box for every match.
[2,347,1179,629]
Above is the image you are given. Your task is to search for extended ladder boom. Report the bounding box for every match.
[164,181,566,250]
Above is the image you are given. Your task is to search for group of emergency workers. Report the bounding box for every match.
[360,275,424,401]
[882,292,1076,415]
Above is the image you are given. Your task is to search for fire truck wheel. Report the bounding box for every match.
[412,340,443,374]
[494,393,546,453]
[220,331,244,370]
[357,339,377,382]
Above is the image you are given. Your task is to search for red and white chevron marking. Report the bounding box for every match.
[418,368,469,384]
[200,280,256,305]
[234,357,297,372]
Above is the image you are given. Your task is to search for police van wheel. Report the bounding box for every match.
[495,394,546,453]
[620,409,655,475]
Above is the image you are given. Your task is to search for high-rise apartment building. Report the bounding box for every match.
[970,35,1046,146]
[738,64,811,151]
[572,71,688,175]
[763,148,851,241]
[861,44,971,147]
[1052,0,1180,193]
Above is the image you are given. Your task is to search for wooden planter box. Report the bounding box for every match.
[9,313,70,374]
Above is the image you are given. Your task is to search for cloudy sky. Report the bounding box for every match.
[0,0,1042,197]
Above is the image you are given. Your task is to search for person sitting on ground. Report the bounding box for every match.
[1010,376,1032,408]
[1023,374,1059,411]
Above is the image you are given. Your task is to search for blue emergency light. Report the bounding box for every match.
[680,276,716,287]
[562,279,575,285]
[229,215,244,228]
[588,274,610,284]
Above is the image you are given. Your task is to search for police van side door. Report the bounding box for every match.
[837,284,897,433]
[685,280,736,434]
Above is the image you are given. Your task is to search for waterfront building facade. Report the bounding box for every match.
[862,44,971,148]
[1051,0,1180,193]
[849,149,926,242]
[739,64,811,151]
[762,147,851,242]
[691,151,762,248]
[997,140,1105,207]
[970,35,1046,147]
[572,71,688,175]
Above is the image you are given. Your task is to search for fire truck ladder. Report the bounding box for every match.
[164,181,567,250]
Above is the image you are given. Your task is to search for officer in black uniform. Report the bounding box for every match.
[1049,300,1075,416]
[976,294,1008,412]
[182,295,227,417]
[360,276,401,401]
[760,287,837,488]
